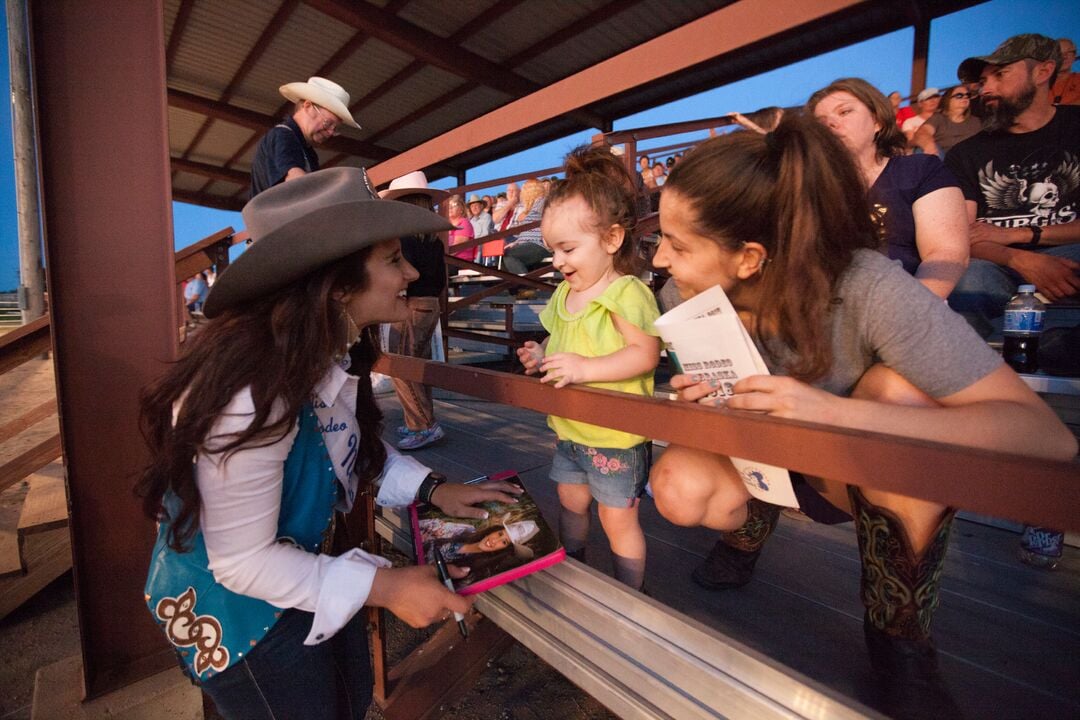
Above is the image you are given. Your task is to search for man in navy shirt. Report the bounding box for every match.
[249,77,360,198]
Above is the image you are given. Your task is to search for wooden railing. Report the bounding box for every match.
[0,226,245,494]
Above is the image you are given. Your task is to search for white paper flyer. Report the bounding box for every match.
[654,285,799,508]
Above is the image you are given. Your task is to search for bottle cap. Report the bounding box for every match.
[1018,284,1036,293]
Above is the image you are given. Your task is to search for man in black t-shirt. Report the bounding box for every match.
[249,77,360,199]
[946,34,1080,337]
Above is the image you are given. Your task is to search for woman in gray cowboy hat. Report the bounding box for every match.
[138,168,522,719]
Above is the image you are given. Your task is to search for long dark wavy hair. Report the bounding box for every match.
[663,113,881,381]
[545,144,643,275]
[136,245,386,551]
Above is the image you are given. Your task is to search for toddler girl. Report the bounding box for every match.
[516,145,660,590]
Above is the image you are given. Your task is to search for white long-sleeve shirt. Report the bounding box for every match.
[190,363,429,645]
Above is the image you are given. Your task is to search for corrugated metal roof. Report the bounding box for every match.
[164,0,979,210]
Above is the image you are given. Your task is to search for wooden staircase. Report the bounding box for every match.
[0,357,70,621]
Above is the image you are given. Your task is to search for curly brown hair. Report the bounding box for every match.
[545,144,643,276]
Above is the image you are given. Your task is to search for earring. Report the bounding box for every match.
[335,307,362,360]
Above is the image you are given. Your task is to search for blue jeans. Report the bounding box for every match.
[947,244,1080,338]
[550,440,648,508]
[201,608,373,720]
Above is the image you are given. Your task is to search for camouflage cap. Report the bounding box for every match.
[959,34,1062,79]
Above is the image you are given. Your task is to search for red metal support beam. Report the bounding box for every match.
[368,0,865,184]
[30,0,180,698]
[909,10,930,98]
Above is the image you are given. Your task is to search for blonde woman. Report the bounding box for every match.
[503,179,549,275]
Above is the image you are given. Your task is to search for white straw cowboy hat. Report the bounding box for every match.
[279,76,361,129]
[204,168,452,318]
[378,171,450,203]
[502,520,539,559]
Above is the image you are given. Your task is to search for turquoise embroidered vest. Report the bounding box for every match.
[144,406,338,682]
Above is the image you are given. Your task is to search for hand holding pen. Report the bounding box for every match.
[433,546,469,638]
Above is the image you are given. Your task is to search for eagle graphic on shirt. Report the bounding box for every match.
[978,153,1080,226]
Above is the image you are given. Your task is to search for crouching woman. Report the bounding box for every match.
[648,116,1076,715]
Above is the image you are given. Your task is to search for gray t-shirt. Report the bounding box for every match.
[759,250,1002,398]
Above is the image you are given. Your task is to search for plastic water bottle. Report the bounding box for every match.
[1002,285,1044,373]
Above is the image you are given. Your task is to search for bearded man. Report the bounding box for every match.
[945,34,1079,573]
[946,33,1080,337]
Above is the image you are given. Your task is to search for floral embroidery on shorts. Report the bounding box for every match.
[587,448,629,475]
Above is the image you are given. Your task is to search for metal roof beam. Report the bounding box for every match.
[168,88,395,161]
[369,0,866,184]
[172,188,246,212]
[171,157,249,186]
[306,0,537,97]
[164,0,195,71]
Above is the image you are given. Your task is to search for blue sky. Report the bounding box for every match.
[2,0,1079,291]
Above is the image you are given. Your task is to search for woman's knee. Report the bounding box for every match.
[852,365,938,407]
[650,448,741,527]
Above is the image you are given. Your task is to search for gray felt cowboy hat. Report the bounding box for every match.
[279,76,361,129]
[204,168,452,318]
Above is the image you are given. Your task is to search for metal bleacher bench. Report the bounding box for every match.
[375,505,872,720]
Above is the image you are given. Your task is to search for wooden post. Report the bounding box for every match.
[910,13,930,99]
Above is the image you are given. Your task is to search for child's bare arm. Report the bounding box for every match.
[539,315,660,388]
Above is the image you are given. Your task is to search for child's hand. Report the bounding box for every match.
[539,352,590,388]
[517,341,545,375]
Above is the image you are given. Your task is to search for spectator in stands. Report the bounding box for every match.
[183,272,209,314]
[638,155,653,189]
[912,85,982,157]
[467,194,494,238]
[249,77,360,198]
[1051,37,1079,105]
[957,58,988,119]
[894,91,917,127]
[517,145,660,591]
[946,34,1080,335]
[139,168,525,719]
[648,115,1076,717]
[468,193,499,267]
[502,179,549,278]
[945,34,1080,570]
[651,162,667,187]
[900,87,942,142]
[809,78,968,299]
[379,171,451,451]
[445,194,476,265]
[492,182,519,234]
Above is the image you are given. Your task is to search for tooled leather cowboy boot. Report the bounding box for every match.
[849,486,963,720]
[691,498,781,590]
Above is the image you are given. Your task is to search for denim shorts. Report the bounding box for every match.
[550,440,648,508]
